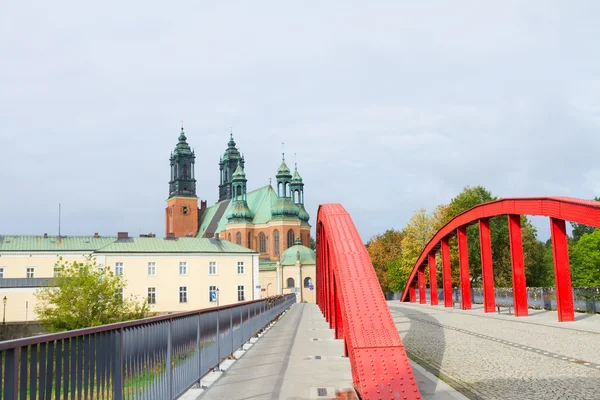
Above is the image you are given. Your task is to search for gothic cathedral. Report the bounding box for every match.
[165,128,311,263]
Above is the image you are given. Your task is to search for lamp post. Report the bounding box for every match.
[3,296,7,325]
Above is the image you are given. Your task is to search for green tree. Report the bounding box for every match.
[35,256,149,332]
[366,229,404,292]
[569,230,600,286]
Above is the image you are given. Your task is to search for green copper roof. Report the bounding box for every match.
[95,237,255,253]
[277,155,291,177]
[173,127,194,157]
[227,200,253,222]
[297,204,310,223]
[271,197,299,218]
[291,167,303,183]
[198,185,279,237]
[259,259,278,271]
[0,235,117,252]
[280,242,316,266]
[232,163,246,180]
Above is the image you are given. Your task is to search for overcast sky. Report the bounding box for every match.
[1,2,599,242]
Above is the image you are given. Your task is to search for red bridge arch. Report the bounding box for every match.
[400,197,600,322]
[317,204,421,400]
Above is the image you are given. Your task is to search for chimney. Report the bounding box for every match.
[94,233,99,238]
[166,232,175,240]
[215,232,220,240]
[117,232,128,240]
[43,233,48,238]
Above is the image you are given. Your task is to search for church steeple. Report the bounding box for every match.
[219,130,244,201]
[226,161,253,223]
[168,126,196,198]
[276,153,292,198]
[290,162,304,204]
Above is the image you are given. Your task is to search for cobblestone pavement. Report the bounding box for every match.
[388,302,600,400]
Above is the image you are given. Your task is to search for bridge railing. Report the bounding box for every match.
[0,294,295,400]
[316,204,421,400]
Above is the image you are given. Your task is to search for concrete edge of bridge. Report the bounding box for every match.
[179,307,291,400]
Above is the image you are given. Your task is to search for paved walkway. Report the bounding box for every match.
[197,303,355,400]
[389,302,600,400]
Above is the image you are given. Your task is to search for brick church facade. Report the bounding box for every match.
[165,128,311,262]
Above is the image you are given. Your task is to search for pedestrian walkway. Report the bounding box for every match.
[196,303,355,400]
[389,301,600,400]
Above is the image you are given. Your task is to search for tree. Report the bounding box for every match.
[366,229,404,292]
[570,197,600,242]
[35,256,149,332]
[569,230,600,286]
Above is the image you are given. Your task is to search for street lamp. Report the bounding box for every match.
[3,296,7,325]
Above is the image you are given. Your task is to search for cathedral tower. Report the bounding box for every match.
[218,132,244,201]
[165,126,199,237]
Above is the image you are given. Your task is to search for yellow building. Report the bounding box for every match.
[258,239,317,303]
[0,233,258,322]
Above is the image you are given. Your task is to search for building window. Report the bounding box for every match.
[179,261,188,276]
[247,232,252,249]
[287,229,294,248]
[148,287,156,304]
[228,233,232,242]
[273,230,280,257]
[237,261,245,275]
[304,277,312,288]
[259,232,266,253]
[26,267,35,278]
[209,285,217,302]
[236,232,242,245]
[287,277,295,288]
[237,285,245,301]
[0,268,3,279]
[209,261,217,275]
[147,262,156,276]
[179,286,188,303]
[115,262,124,276]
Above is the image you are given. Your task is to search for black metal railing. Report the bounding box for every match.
[0,294,296,399]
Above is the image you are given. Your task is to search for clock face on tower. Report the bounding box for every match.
[182,205,189,216]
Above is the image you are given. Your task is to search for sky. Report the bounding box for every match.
[1,1,600,242]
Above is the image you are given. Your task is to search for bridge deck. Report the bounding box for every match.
[389,301,600,400]
[195,303,355,400]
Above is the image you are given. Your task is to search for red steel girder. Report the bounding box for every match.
[441,238,453,308]
[457,226,472,310]
[479,218,496,313]
[508,214,528,317]
[317,204,421,400]
[550,218,574,322]
[428,253,438,306]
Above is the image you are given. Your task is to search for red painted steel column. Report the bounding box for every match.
[418,267,426,304]
[428,253,439,305]
[409,282,416,303]
[508,214,528,317]
[479,218,496,313]
[457,226,472,310]
[441,237,453,307]
[550,218,574,322]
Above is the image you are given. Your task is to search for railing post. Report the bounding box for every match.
[197,313,202,384]
[167,319,173,399]
[457,226,472,310]
[417,267,426,304]
[479,218,496,312]
[113,328,124,400]
[550,217,574,322]
[3,347,18,400]
[428,253,438,306]
[441,237,453,307]
[508,214,528,317]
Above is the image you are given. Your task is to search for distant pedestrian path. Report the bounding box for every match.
[389,301,600,400]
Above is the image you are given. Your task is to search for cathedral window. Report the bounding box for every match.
[304,277,312,288]
[287,277,295,288]
[236,232,242,245]
[287,229,295,248]
[273,230,280,256]
[248,232,252,249]
[259,233,267,253]
[183,164,188,178]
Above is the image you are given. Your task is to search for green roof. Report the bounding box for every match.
[0,235,116,252]
[259,259,278,271]
[198,185,279,237]
[95,237,255,253]
[280,242,316,266]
